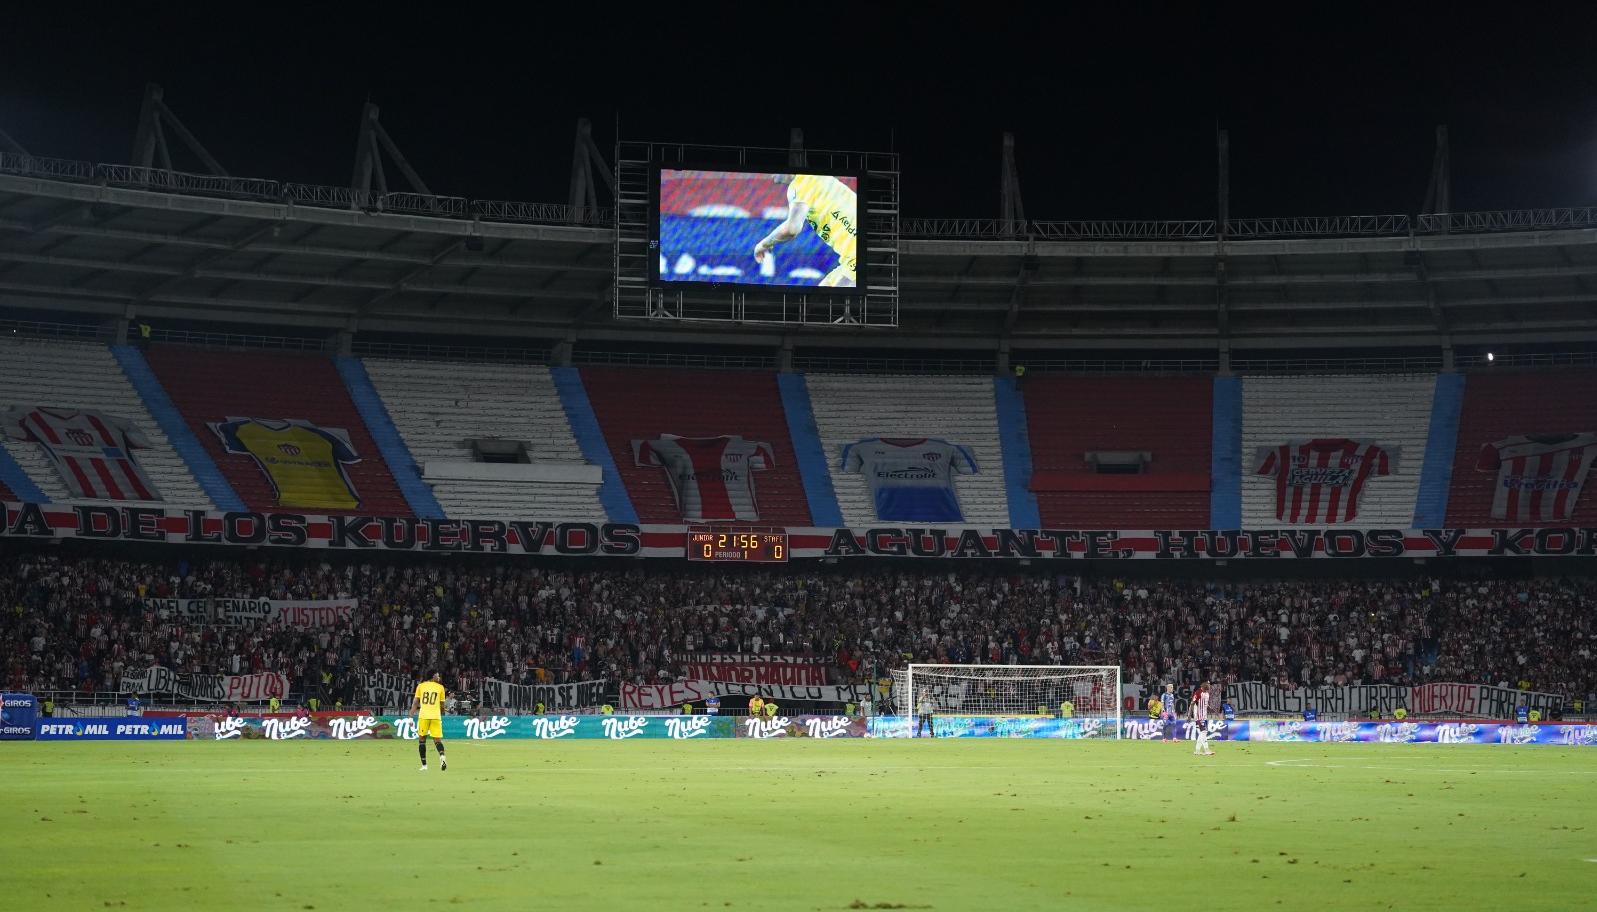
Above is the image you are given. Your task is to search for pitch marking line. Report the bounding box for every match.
[1266,758,1597,775]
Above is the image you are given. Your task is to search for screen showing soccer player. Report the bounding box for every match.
[657,169,860,290]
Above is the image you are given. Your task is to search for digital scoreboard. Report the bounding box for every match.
[687,531,789,562]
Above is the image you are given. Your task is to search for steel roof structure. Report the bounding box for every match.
[2,104,1595,369]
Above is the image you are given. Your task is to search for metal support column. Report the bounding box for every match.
[0,127,27,156]
[131,83,228,175]
[1215,128,1232,374]
[568,118,615,221]
[351,102,433,201]
[1001,132,1025,237]
[1422,125,1451,227]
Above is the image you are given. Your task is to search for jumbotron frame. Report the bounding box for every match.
[614,140,900,329]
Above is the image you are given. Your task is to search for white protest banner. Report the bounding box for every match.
[1227,681,1564,718]
[266,598,356,628]
[678,653,827,686]
[143,597,213,623]
[619,680,872,710]
[1408,683,1562,718]
[1224,683,1411,717]
[119,666,290,702]
[481,678,607,713]
[210,597,276,624]
[359,672,415,710]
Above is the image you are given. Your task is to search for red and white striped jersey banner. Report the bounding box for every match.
[3,408,161,501]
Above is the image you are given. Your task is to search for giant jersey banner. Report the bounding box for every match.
[7,502,1597,559]
[210,417,362,510]
[2,408,162,501]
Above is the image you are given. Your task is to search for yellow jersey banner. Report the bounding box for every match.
[210,417,362,510]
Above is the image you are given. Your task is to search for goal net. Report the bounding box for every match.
[891,664,1121,739]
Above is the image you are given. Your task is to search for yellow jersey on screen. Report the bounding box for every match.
[414,681,446,720]
[789,174,858,276]
[211,417,361,510]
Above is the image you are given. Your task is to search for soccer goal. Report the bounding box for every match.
[892,664,1122,739]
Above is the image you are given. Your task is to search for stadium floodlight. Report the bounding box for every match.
[894,664,1122,738]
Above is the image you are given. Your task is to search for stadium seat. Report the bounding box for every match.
[579,367,812,525]
[803,373,1010,526]
[1446,368,1597,526]
[144,347,413,516]
[1240,374,1437,527]
[0,338,215,508]
[1022,375,1212,527]
[362,359,604,520]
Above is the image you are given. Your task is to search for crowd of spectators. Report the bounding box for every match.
[2,548,1594,705]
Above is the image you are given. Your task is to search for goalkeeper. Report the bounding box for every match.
[915,692,935,738]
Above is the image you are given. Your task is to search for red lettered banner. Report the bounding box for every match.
[678,653,826,686]
[619,680,872,710]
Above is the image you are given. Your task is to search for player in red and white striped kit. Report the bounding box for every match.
[1190,682,1215,756]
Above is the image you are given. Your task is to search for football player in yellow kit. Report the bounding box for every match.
[752,173,858,287]
[412,672,448,772]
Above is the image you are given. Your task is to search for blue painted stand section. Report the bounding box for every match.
[1210,376,1244,529]
[776,373,843,527]
[0,439,48,502]
[550,366,637,524]
[111,345,245,512]
[1413,372,1466,528]
[335,357,444,519]
[992,376,1041,529]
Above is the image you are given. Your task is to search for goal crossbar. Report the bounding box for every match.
[897,664,1122,739]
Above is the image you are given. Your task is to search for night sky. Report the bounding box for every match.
[4,6,1595,221]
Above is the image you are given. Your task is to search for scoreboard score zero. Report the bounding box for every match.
[687,531,789,562]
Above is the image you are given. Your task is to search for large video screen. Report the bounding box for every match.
[656,169,861,290]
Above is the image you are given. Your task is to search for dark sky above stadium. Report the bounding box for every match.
[4,6,1595,221]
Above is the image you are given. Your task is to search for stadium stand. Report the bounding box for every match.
[0,338,214,508]
[361,359,604,520]
[579,367,812,524]
[1239,374,1438,527]
[1446,369,1597,527]
[804,373,1011,526]
[143,347,412,516]
[3,550,1593,708]
[1023,375,1212,527]
[0,455,24,501]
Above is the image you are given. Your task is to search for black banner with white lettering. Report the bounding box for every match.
[7,502,1597,559]
[480,679,607,713]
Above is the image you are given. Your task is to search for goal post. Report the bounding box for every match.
[893,664,1122,739]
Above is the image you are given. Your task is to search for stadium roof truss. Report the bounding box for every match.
[1,151,1596,360]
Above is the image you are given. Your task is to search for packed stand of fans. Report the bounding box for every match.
[1,549,1594,704]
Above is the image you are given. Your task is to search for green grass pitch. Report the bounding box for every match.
[4,739,1594,911]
